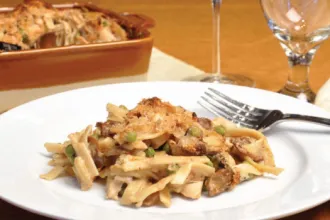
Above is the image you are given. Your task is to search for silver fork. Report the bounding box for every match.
[198,88,330,131]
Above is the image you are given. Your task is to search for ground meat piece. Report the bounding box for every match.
[230,137,263,162]
[170,136,206,156]
[197,117,212,130]
[93,155,105,169]
[231,137,253,147]
[96,121,124,137]
[192,112,198,121]
[205,169,233,196]
[104,156,118,167]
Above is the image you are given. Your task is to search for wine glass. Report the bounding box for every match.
[260,0,330,102]
[184,0,255,87]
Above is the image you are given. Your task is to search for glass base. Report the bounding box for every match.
[183,74,256,87]
[279,86,316,103]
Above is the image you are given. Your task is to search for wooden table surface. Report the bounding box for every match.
[1,0,329,219]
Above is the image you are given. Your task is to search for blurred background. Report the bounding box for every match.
[1,0,329,92]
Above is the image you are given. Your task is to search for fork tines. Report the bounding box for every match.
[198,88,263,129]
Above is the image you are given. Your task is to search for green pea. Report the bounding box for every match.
[65,144,76,165]
[145,147,155,158]
[214,125,226,135]
[188,126,202,138]
[125,132,137,143]
[162,142,170,154]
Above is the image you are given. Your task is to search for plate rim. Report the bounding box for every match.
[1,81,330,220]
[1,81,329,119]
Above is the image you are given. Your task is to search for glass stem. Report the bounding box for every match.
[281,48,317,102]
[286,52,313,92]
[212,0,221,74]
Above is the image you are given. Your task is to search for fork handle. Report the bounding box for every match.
[282,114,330,126]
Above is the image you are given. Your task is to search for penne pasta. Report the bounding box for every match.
[171,163,192,185]
[41,97,283,208]
[134,175,175,207]
[40,166,65,180]
[180,181,203,199]
[245,156,284,176]
[72,142,99,177]
[44,143,65,154]
[159,187,171,208]
[120,155,210,172]
[120,179,149,205]
[73,157,93,191]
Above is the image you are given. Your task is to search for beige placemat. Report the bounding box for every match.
[315,78,330,112]
[0,48,204,112]
[1,48,329,113]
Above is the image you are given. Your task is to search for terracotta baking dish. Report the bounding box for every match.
[0,3,154,90]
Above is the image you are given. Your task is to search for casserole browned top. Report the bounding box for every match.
[0,0,153,50]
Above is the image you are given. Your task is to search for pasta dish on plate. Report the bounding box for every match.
[40,97,283,208]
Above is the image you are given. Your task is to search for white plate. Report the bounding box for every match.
[0,82,330,220]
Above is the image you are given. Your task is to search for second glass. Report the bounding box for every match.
[184,0,255,87]
[260,0,330,103]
